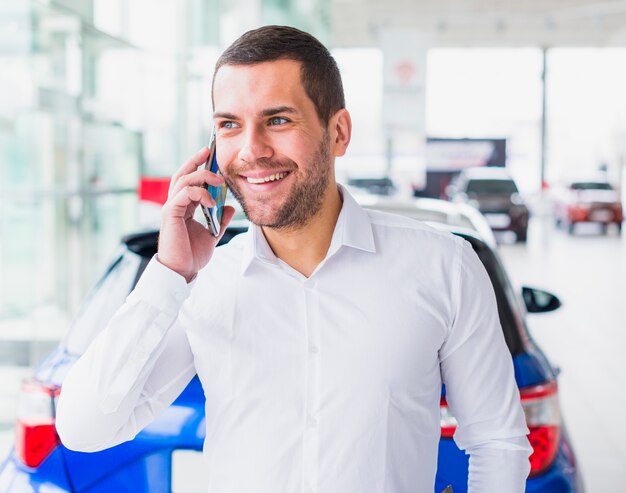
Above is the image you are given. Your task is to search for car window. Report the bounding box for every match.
[62,228,249,356]
[62,249,143,355]
[466,179,519,195]
[570,182,613,191]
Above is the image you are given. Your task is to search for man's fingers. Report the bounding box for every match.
[166,185,216,215]
[220,205,236,229]
[215,206,237,242]
[170,168,225,198]
[169,147,211,195]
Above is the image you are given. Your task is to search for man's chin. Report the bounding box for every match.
[244,208,302,231]
[240,203,283,229]
[227,189,279,226]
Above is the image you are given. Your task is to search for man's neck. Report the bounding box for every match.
[261,185,343,278]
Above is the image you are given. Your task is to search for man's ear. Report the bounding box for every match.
[329,109,352,157]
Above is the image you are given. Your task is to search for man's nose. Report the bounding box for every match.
[237,126,273,163]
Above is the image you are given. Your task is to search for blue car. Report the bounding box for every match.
[0,218,584,492]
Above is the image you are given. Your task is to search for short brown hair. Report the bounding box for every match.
[213,25,345,124]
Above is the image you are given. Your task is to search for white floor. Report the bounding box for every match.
[499,217,626,492]
[1,215,625,491]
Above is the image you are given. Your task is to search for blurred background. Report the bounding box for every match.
[1,0,625,491]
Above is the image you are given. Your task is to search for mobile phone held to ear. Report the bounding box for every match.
[201,129,228,237]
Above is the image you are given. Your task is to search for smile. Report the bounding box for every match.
[245,172,289,184]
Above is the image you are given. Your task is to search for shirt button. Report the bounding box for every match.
[307,416,318,428]
[309,345,319,354]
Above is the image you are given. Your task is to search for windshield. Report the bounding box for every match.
[466,179,519,196]
[571,182,613,191]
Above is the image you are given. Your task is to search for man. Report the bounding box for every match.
[57,25,532,492]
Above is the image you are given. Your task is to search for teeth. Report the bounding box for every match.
[246,172,287,184]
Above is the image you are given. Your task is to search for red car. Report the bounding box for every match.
[554,181,623,234]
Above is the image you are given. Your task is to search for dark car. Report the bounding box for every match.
[0,206,583,492]
[553,181,623,234]
[447,167,530,243]
[346,177,397,196]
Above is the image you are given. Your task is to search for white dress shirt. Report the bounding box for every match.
[57,187,531,493]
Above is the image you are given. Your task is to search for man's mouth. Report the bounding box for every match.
[244,171,290,184]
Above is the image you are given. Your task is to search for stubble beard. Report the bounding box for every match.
[224,133,332,231]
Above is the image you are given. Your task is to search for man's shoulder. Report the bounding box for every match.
[365,208,464,249]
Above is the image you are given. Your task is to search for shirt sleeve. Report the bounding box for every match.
[439,239,532,491]
[56,256,197,452]
[467,436,533,492]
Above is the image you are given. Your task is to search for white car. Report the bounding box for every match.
[353,191,498,249]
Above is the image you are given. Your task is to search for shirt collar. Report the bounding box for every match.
[240,184,376,275]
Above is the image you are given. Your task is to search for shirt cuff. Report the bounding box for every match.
[127,255,191,315]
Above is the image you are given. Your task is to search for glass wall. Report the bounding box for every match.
[546,48,626,187]
[0,0,330,368]
[0,0,174,361]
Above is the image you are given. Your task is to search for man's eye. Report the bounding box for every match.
[217,121,238,130]
[269,117,288,126]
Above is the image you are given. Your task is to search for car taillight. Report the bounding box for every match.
[439,380,561,478]
[568,204,589,221]
[520,381,560,477]
[15,379,61,468]
[439,397,457,439]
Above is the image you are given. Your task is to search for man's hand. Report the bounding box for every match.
[157,147,236,282]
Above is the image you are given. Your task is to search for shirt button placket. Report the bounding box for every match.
[302,279,320,493]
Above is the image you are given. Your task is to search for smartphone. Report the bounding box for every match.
[200,129,228,237]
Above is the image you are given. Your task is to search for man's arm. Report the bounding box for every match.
[467,437,533,491]
[439,239,532,492]
[57,147,234,451]
[56,258,196,451]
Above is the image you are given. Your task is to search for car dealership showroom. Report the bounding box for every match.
[1,0,625,492]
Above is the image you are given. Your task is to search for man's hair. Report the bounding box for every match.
[213,25,345,124]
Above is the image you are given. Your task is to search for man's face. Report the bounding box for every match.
[212,59,334,230]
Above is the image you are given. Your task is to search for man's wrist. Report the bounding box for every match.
[128,255,192,312]
[155,254,196,284]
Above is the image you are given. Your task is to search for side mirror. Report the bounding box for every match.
[522,286,561,313]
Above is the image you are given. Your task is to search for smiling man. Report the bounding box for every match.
[57,26,532,492]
